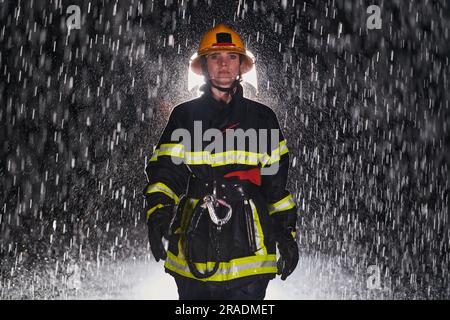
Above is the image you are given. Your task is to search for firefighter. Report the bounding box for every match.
[144,24,299,300]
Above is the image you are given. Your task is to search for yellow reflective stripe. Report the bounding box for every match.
[149,143,185,162]
[164,251,277,282]
[177,198,200,259]
[267,154,280,166]
[157,143,185,158]
[180,198,199,234]
[145,182,179,204]
[268,194,296,215]
[149,150,158,162]
[185,151,211,165]
[149,141,287,166]
[259,153,271,167]
[146,203,165,220]
[168,251,276,270]
[259,140,289,167]
[249,199,267,256]
[184,150,260,166]
[279,139,288,156]
[211,151,259,166]
[267,140,289,165]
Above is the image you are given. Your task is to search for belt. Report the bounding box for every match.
[186,176,260,202]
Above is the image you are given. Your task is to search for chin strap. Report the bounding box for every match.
[209,79,240,94]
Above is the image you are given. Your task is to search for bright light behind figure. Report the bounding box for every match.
[188,51,258,95]
[187,53,205,92]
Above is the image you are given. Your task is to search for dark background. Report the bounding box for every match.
[0,0,448,299]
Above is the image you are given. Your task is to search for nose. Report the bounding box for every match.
[218,56,229,66]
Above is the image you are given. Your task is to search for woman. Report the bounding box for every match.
[144,24,299,300]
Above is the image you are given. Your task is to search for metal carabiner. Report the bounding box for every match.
[201,195,233,231]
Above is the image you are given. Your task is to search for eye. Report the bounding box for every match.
[208,54,219,60]
[229,54,238,60]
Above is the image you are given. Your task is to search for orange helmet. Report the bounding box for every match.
[190,23,254,76]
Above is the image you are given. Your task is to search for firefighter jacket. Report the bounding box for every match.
[144,83,298,286]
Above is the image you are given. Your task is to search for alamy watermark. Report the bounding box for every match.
[366,265,382,289]
[66,5,81,33]
[169,121,281,175]
[367,5,382,30]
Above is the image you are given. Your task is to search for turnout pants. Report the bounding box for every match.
[174,276,271,300]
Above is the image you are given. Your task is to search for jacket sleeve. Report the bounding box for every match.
[260,110,298,234]
[143,107,190,221]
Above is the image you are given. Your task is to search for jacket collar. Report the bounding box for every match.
[199,81,244,105]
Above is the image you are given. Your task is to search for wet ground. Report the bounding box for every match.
[1,252,390,300]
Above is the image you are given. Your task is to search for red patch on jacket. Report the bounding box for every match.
[224,168,261,186]
[221,122,240,133]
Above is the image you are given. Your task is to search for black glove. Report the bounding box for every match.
[147,207,172,262]
[272,210,299,280]
[276,228,299,280]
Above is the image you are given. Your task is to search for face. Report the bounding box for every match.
[205,51,240,88]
